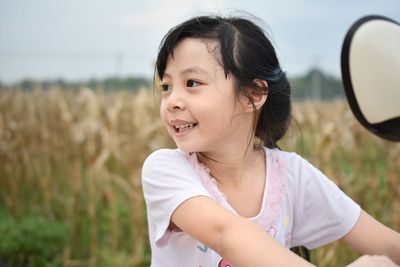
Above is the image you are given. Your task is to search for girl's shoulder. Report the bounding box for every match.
[264,147,305,168]
[142,148,196,176]
[143,148,186,163]
[265,147,319,183]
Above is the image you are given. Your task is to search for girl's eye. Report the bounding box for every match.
[186,79,201,87]
[161,84,171,91]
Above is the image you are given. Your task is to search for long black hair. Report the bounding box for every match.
[155,15,292,149]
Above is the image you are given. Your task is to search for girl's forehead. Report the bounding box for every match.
[165,38,223,74]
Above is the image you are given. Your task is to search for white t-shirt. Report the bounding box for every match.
[141,147,361,267]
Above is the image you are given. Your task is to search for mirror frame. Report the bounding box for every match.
[341,15,400,142]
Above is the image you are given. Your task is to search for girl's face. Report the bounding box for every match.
[160,38,252,153]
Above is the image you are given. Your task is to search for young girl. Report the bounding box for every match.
[141,15,400,267]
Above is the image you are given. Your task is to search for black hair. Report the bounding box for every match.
[155,15,292,149]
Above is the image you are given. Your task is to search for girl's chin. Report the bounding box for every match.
[175,145,196,153]
[174,143,200,154]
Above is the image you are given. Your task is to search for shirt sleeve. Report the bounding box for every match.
[290,154,361,249]
[141,149,212,247]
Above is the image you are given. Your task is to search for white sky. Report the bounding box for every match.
[0,0,399,83]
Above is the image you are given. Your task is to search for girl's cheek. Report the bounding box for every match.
[159,102,167,118]
[159,111,167,129]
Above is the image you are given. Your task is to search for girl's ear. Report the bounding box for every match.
[241,79,268,113]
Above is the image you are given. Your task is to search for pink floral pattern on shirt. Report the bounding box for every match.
[218,258,235,267]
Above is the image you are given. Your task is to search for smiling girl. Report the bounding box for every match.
[141,15,400,267]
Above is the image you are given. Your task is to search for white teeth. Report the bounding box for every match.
[174,123,196,131]
[176,123,193,129]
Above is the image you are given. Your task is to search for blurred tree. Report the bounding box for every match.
[4,67,344,99]
[290,68,345,101]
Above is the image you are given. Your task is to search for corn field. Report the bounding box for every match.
[0,86,399,267]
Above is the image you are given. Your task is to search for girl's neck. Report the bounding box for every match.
[197,144,265,186]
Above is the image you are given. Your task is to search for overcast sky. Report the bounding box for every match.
[0,0,399,83]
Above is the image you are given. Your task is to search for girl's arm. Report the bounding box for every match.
[347,255,399,267]
[172,196,399,266]
[171,195,314,267]
[342,210,400,264]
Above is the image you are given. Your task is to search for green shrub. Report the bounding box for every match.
[0,212,67,267]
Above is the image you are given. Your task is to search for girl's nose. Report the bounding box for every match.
[166,90,185,111]
[167,103,184,111]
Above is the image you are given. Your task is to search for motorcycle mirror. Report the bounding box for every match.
[341,15,400,141]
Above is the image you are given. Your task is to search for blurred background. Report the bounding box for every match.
[0,1,399,266]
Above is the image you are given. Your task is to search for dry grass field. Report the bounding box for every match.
[0,86,399,267]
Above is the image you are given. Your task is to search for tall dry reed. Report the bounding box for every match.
[0,87,398,266]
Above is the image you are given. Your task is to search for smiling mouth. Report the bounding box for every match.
[173,123,198,133]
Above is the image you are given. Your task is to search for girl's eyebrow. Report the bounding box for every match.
[163,66,211,79]
[181,67,210,77]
